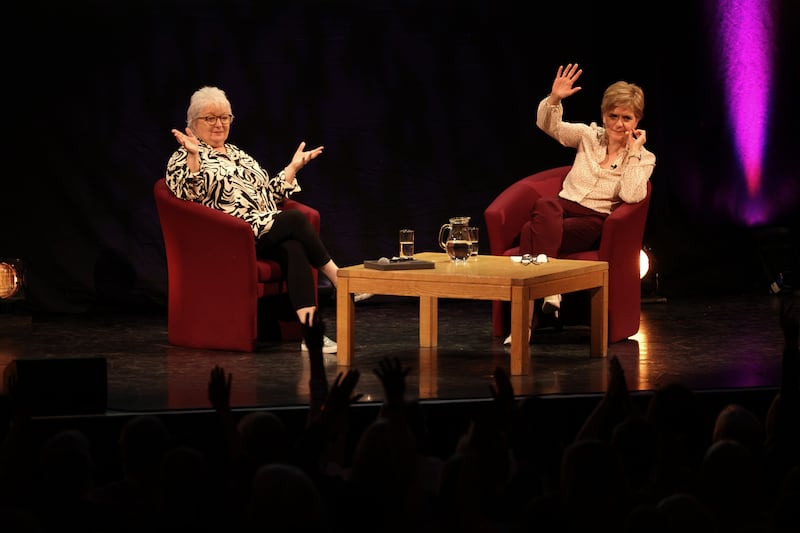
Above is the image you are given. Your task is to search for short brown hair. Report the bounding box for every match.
[601,81,645,120]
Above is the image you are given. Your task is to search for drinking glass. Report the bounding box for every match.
[468,226,479,258]
[399,229,415,258]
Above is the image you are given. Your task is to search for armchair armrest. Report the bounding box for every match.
[597,181,652,311]
[597,182,652,263]
[157,185,260,300]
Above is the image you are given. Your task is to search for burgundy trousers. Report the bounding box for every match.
[519,196,608,257]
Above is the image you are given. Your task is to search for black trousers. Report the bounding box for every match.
[255,210,331,311]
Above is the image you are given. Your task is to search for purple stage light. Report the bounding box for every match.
[713,0,774,224]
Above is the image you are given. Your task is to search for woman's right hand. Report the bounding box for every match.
[549,63,583,103]
[171,127,199,155]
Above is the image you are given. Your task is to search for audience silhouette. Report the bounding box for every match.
[0,292,797,532]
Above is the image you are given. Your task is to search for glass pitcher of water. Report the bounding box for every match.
[438,216,472,262]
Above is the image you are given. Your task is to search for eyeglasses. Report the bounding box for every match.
[197,114,234,125]
[520,253,548,266]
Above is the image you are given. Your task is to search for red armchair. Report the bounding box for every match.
[484,165,652,343]
[153,178,320,351]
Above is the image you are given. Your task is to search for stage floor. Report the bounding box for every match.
[0,288,791,416]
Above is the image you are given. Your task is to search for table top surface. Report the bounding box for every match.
[340,252,607,286]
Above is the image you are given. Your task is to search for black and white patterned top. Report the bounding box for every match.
[166,140,301,239]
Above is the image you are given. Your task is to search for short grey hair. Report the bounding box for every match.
[186,86,232,128]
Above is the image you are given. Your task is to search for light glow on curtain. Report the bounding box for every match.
[714,0,774,224]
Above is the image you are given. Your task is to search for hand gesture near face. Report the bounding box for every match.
[171,127,200,155]
[550,63,583,101]
[626,128,647,153]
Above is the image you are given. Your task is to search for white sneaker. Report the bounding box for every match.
[354,293,374,303]
[301,335,337,354]
[503,329,531,346]
[541,294,562,318]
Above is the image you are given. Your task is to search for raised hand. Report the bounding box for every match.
[299,367,362,475]
[171,127,200,154]
[208,365,232,412]
[550,63,583,101]
[490,366,515,406]
[325,369,363,413]
[301,312,326,358]
[574,355,635,442]
[303,312,330,419]
[606,355,629,400]
[289,141,324,172]
[373,356,410,408]
[489,366,517,432]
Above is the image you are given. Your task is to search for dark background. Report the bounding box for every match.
[3,0,798,315]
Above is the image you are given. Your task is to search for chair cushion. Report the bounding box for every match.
[256,259,284,283]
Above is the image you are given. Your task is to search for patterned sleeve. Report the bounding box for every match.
[165,148,208,201]
[618,149,656,203]
[270,168,302,200]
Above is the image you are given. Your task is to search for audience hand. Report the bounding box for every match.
[489,366,514,404]
[373,356,410,409]
[301,312,325,355]
[302,312,330,419]
[606,355,630,400]
[208,365,232,412]
[489,366,516,431]
[325,370,363,413]
[574,355,635,442]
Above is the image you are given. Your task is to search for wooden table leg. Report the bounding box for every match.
[589,270,609,357]
[336,277,355,366]
[509,286,531,375]
[417,347,438,399]
[419,295,438,347]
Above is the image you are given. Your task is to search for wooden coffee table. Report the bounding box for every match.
[336,252,608,375]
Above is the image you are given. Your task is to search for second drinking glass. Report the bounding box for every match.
[468,226,479,259]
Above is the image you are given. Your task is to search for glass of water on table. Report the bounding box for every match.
[399,229,415,258]
[468,226,479,259]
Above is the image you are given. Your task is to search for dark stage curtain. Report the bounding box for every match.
[3,0,798,313]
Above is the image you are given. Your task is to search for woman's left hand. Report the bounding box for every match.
[626,129,646,152]
[290,141,324,171]
[284,141,324,182]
